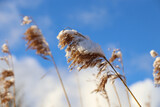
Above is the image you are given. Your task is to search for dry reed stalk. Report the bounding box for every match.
[75,72,83,107]
[57,29,141,107]
[22,20,71,107]
[0,43,16,107]
[109,49,131,107]
[150,50,160,87]
[112,83,121,107]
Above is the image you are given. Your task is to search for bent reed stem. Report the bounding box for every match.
[50,54,71,107]
[104,57,141,107]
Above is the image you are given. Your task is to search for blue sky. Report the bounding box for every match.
[1,0,160,85]
[1,0,160,106]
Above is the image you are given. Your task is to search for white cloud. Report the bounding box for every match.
[0,2,24,47]
[0,1,52,48]
[9,56,131,107]
[69,8,109,26]
[2,56,159,107]
[130,79,160,107]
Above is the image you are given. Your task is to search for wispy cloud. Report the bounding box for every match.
[12,56,130,107]
[0,2,23,47]
[0,1,51,48]
[69,7,109,27]
[3,56,158,107]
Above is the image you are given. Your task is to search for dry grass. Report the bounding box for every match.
[0,43,16,107]
[0,14,159,107]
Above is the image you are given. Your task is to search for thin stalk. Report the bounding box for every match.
[9,54,16,107]
[50,54,71,107]
[120,57,131,107]
[75,72,83,107]
[104,57,141,107]
[112,83,121,107]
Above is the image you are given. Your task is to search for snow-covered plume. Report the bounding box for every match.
[57,29,107,74]
[57,29,104,55]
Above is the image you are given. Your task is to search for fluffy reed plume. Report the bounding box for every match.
[109,48,131,107]
[57,29,141,107]
[0,43,16,107]
[93,72,124,107]
[150,50,158,58]
[23,25,51,59]
[57,29,106,74]
[21,16,32,25]
[22,16,71,107]
[93,73,111,107]
[150,51,160,86]
[150,50,160,86]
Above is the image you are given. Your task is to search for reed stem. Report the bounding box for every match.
[104,57,141,107]
[112,83,121,107]
[9,53,16,107]
[50,54,71,107]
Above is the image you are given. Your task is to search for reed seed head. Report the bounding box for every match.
[2,43,9,54]
[24,25,51,59]
[0,69,14,104]
[150,50,158,58]
[21,16,32,25]
[152,57,160,86]
[109,50,122,63]
[57,29,107,75]
[2,70,14,79]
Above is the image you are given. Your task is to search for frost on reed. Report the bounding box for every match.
[57,29,113,106]
[0,43,16,107]
[150,50,160,86]
[57,29,141,107]
[57,29,106,73]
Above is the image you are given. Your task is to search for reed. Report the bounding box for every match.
[57,29,141,107]
[150,50,160,87]
[22,16,71,107]
[0,43,16,107]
